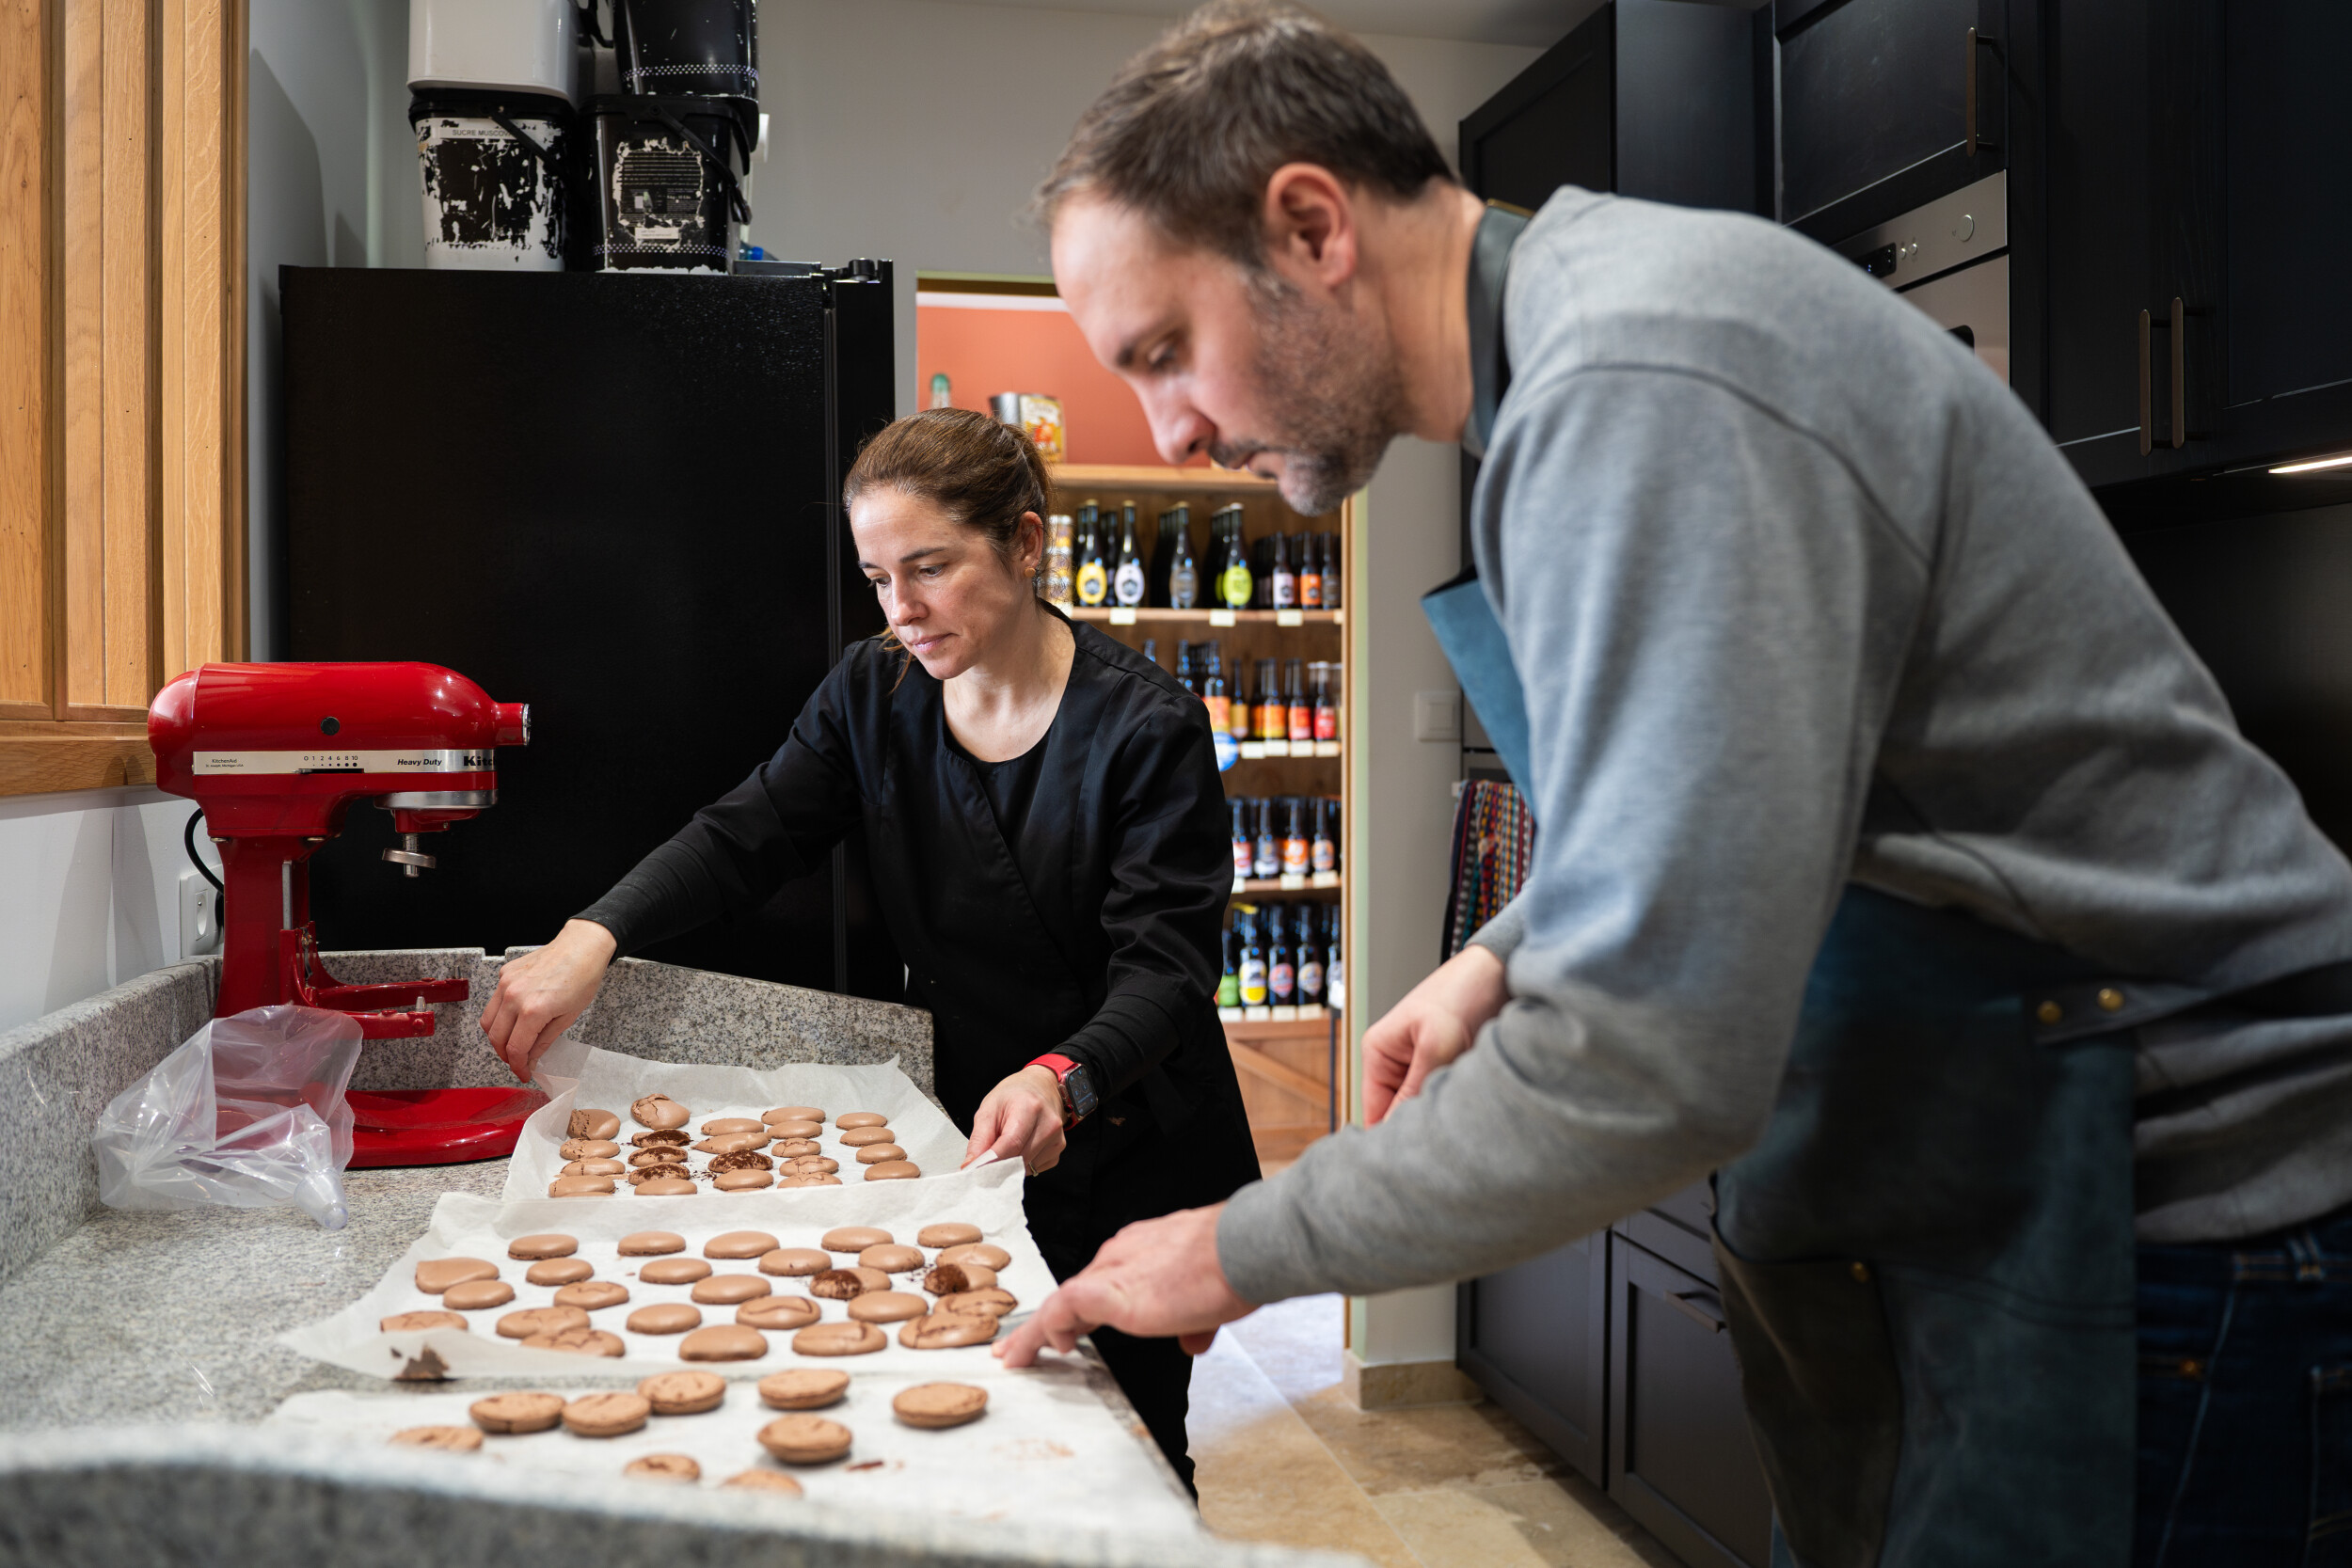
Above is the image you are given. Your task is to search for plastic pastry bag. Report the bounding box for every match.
[94,1005,365,1230]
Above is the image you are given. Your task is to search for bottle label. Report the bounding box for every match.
[1300,573,1323,609]
[1232,842,1254,879]
[1213,731,1240,771]
[1271,569,1295,610]
[1311,838,1336,873]
[1231,706,1252,740]
[1113,560,1146,606]
[1281,838,1310,876]
[1239,958,1268,1006]
[1204,695,1230,731]
[1253,843,1279,878]
[1269,960,1295,999]
[1216,972,1241,1007]
[1219,564,1253,610]
[1314,705,1338,741]
[1297,959,1324,998]
[1257,704,1284,741]
[1170,567,1198,610]
[1288,704,1312,742]
[1075,561,1108,606]
[1328,961,1343,1008]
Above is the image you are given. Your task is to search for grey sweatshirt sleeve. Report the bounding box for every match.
[1216,366,1927,1304]
[1465,891,1532,963]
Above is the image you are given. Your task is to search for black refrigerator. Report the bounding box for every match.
[281,261,903,1002]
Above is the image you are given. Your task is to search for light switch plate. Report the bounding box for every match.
[179,870,222,958]
[1413,689,1460,743]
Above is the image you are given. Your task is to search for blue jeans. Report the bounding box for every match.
[2138,1207,2352,1566]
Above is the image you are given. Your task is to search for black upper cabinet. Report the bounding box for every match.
[1775,0,2008,240]
[2050,0,2352,493]
[1462,0,1767,219]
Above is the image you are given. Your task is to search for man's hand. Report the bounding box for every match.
[994,1204,1252,1366]
[1361,943,1509,1124]
[962,1065,1069,1175]
[480,920,617,1081]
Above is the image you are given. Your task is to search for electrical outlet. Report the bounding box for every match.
[179,870,222,958]
[1413,689,1461,743]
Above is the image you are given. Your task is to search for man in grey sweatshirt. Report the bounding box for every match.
[1000,5,2352,1561]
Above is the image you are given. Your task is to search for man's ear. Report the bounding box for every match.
[1262,163,1359,293]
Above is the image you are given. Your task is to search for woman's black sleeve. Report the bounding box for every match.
[1057,700,1232,1100]
[572,664,866,958]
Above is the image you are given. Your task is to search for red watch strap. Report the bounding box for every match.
[1026,1053,1081,1128]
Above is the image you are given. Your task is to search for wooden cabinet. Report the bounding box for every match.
[0,0,247,796]
[1461,0,1766,219]
[1458,1228,1610,1481]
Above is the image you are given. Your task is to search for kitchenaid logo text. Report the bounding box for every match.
[192,749,498,775]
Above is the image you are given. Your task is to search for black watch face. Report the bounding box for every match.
[1066,1064,1101,1118]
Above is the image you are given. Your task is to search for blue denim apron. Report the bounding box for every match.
[1432,203,2137,1568]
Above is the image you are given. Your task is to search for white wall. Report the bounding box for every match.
[0,790,207,1036]
[1344,436,1474,1370]
[744,0,1542,410]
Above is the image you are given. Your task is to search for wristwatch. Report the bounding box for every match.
[1027,1053,1100,1129]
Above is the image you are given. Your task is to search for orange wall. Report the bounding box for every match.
[914,302,1205,468]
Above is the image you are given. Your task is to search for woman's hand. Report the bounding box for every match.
[962,1064,1069,1175]
[481,920,618,1082]
[1361,943,1510,1124]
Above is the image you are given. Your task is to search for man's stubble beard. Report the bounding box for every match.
[1211,278,1409,516]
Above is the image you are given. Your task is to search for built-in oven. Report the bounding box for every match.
[1832,170,2008,384]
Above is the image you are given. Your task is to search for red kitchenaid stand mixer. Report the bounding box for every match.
[150,662,540,1165]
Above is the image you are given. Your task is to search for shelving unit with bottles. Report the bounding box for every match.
[1056,463,1351,1169]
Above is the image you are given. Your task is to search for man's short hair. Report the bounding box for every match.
[1036,0,1454,266]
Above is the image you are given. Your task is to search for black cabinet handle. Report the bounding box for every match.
[2139,309,2154,456]
[1666,1289,1727,1333]
[2169,296,2187,451]
[1965,28,2001,156]
[2141,299,2196,456]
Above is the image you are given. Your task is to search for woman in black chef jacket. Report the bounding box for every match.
[482,406,1260,1488]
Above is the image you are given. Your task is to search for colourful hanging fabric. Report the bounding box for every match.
[1442,779,1537,959]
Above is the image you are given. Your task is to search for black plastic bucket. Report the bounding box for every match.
[589,93,751,274]
[612,0,755,109]
[408,90,576,271]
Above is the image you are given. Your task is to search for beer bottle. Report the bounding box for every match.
[1297,906,1327,1005]
[1229,798,1253,882]
[1112,503,1146,607]
[1319,531,1342,609]
[1270,531,1296,610]
[1327,918,1344,1011]
[1299,532,1323,609]
[1253,797,1279,879]
[1167,504,1199,609]
[1311,797,1338,875]
[1238,908,1269,1006]
[1217,920,1243,1008]
[1312,662,1339,742]
[1170,640,1189,689]
[1218,507,1254,610]
[1255,658,1284,741]
[1202,641,1232,733]
[1281,797,1310,877]
[1285,657,1312,743]
[1227,646,1254,745]
[1268,905,1296,1006]
[1074,501,1108,607]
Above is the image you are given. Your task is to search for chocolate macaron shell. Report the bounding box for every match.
[441,1279,516,1311]
[631,1177,697,1196]
[498,1305,589,1339]
[526,1258,596,1286]
[757,1368,849,1410]
[858,1244,924,1274]
[900,1312,997,1349]
[521,1326,626,1357]
[562,1392,650,1437]
[763,1105,825,1125]
[853,1145,908,1165]
[617,1230,687,1256]
[637,1370,726,1415]
[834,1112,889,1130]
[548,1174,615,1197]
[415,1257,500,1294]
[704,1230,781,1260]
[700,1117,765,1135]
[846,1291,929,1323]
[553,1281,629,1311]
[839,1125,897,1148]
[567,1109,621,1140]
[862,1161,920,1181]
[757,1247,832,1277]
[820,1227,892,1253]
[766,1123,822,1143]
[679,1323,768,1362]
[737,1296,820,1331]
[791,1322,886,1356]
[557,1139,619,1162]
[638,1256,712,1285]
[892,1383,989,1430]
[627,1303,702,1335]
[714,1169,774,1191]
[937,1287,1018,1319]
[757,1414,852,1464]
[469,1391,564,1433]
[691,1274,772,1306]
[506,1233,579,1260]
[380,1310,469,1333]
[916,1223,983,1249]
[629,1094,690,1131]
[630,1129,689,1148]
[937,1243,1011,1272]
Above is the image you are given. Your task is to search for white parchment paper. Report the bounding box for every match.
[281,1158,1047,1381]
[504,1048,966,1205]
[263,1351,1201,1534]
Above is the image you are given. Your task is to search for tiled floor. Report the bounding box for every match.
[1186,1295,1679,1568]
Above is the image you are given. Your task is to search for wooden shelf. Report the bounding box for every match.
[1051,463,1279,494]
[1223,1014,1338,1042]
[1231,877,1342,896]
[1068,607,1342,626]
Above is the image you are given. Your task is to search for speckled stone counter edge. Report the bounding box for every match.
[0,1427,1365,1568]
[0,949,932,1287]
